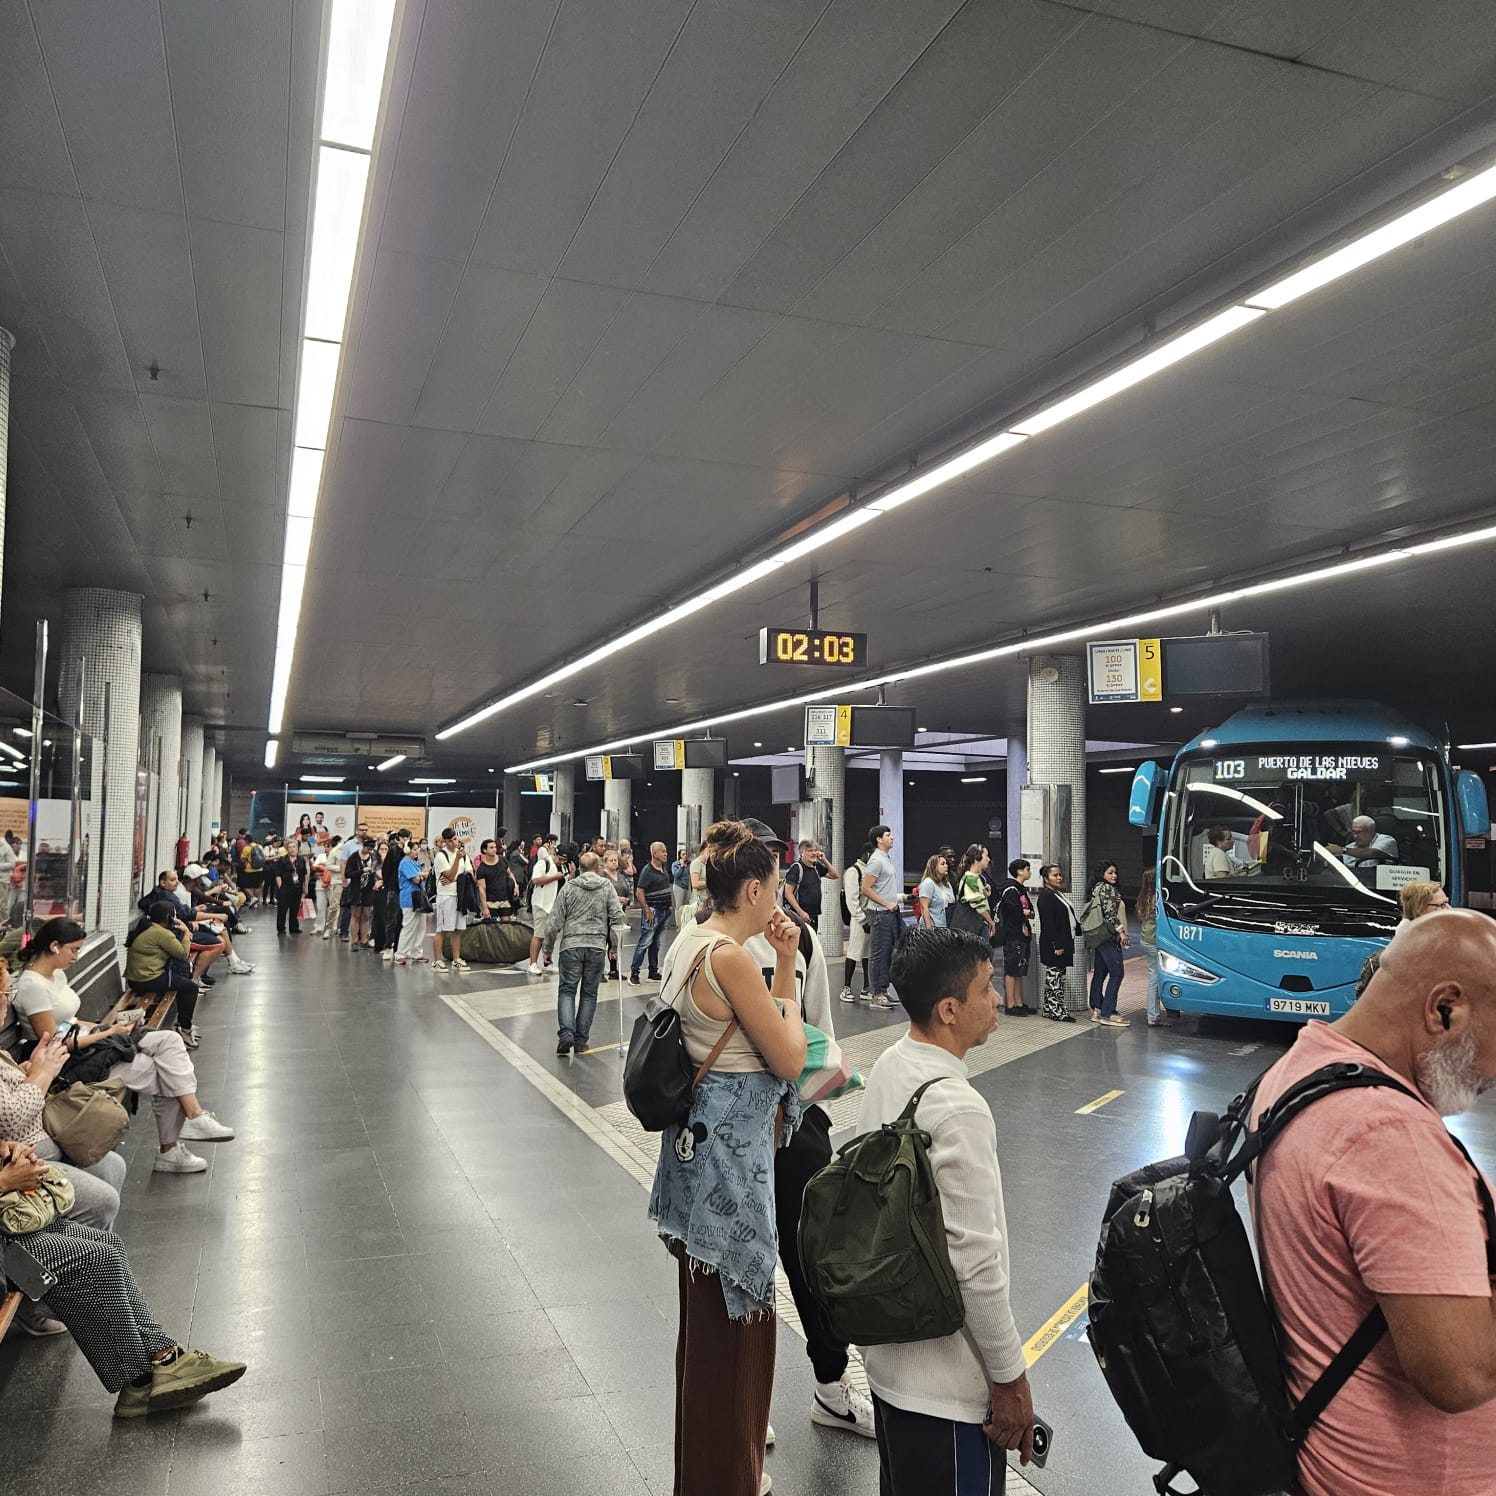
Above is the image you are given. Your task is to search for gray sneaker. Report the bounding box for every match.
[866,992,898,1008]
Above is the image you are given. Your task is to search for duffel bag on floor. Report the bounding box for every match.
[460,920,532,965]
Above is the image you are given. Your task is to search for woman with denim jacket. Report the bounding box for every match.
[649,820,807,1496]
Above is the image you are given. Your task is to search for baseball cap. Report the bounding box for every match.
[739,816,787,852]
[183,862,207,879]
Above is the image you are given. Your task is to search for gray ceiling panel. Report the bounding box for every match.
[319,418,467,526]
[1301,0,1496,103]
[410,264,549,432]
[163,0,292,232]
[69,388,162,496]
[435,434,591,526]
[30,0,182,215]
[138,392,219,499]
[377,0,558,260]
[720,0,1083,315]
[556,0,825,289]
[189,217,286,409]
[640,0,968,301]
[88,200,207,400]
[210,401,281,507]
[467,0,694,276]
[473,277,629,440]
[341,249,465,425]
[0,4,76,197]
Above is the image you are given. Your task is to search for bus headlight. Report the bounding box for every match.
[1159,951,1220,984]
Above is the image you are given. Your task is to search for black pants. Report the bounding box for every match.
[128,974,198,1028]
[374,888,401,951]
[275,879,300,933]
[873,1394,1006,1496]
[773,1103,847,1385]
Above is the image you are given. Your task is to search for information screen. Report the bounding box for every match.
[682,739,726,769]
[1213,753,1386,783]
[759,626,868,668]
[849,706,917,747]
[1164,633,1270,696]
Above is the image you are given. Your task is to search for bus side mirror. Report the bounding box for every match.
[1129,762,1164,829]
[1456,770,1490,838]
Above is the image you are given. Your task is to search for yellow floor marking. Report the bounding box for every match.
[1075,1088,1124,1115]
[1023,1283,1090,1367]
[576,1042,623,1055]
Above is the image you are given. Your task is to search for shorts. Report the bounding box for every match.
[434,897,467,933]
[1003,937,1031,978]
[531,907,551,942]
[846,914,869,961]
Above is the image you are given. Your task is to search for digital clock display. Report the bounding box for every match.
[758,627,868,668]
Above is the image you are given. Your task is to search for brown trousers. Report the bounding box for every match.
[672,1245,776,1496]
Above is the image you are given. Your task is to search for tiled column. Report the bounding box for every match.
[58,589,142,941]
[139,673,182,886]
[180,716,204,864]
[212,758,225,844]
[681,767,714,844]
[810,745,845,955]
[602,778,631,845]
[878,751,903,882]
[0,330,12,624]
[1028,654,1087,1011]
[550,762,575,844]
[200,742,216,856]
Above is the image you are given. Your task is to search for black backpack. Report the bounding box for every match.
[1088,1060,1496,1496]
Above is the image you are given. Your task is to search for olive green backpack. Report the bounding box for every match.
[797,1079,964,1346]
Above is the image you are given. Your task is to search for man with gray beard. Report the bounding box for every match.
[1247,911,1496,1496]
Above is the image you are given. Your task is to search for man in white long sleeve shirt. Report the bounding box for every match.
[856,926,1035,1493]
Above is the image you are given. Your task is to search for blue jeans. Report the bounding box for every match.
[868,908,900,996]
[1143,942,1162,1020]
[630,909,668,977]
[557,946,605,1043]
[1089,940,1124,1017]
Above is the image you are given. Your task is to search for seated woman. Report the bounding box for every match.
[11,919,235,1176]
[124,902,202,1049]
[0,1139,245,1414]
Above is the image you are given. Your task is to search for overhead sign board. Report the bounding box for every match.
[291,733,426,757]
[802,705,915,748]
[1087,639,1161,704]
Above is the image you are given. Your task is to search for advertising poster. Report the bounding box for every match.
[284,802,358,844]
[360,805,427,842]
[425,805,497,846]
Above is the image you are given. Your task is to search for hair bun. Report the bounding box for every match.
[702,820,754,862]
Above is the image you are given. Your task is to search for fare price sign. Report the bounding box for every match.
[1087,639,1162,704]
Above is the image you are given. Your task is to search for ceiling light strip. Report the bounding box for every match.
[447,152,1496,743]
[506,519,1496,771]
[264,0,398,762]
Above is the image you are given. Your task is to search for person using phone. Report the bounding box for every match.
[124,902,203,1049]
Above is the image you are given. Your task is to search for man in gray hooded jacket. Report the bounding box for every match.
[544,851,627,1056]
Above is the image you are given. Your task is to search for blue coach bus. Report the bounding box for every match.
[1128,702,1490,1022]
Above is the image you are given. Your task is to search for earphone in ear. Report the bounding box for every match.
[1437,1002,1453,1031]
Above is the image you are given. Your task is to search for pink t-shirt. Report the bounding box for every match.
[1251,1022,1496,1496]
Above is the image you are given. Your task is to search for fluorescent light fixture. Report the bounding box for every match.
[960,776,988,784]
[320,0,397,149]
[410,777,456,785]
[283,514,314,568]
[1405,523,1496,556]
[1455,742,1496,751]
[303,146,370,341]
[300,774,344,783]
[265,738,279,769]
[696,558,783,605]
[773,509,879,564]
[13,728,31,739]
[1247,160,1496,310]
[508,520,1496,772]
[1010,307,1265,438]
[287,447,325,520]
[294,339,340,450]
[869,431,1029,512]
[1098,766,1137,774]
[267,564,307,736]
[376,754,407,771]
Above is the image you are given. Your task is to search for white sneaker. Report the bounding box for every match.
[765,1423,775,1447]
[838,987,855,1004]
[1102,1014,1130,1027]
[433,960,450,972]
[381,949,393,962]
[760,1476,772,1495]
[453,958,470,970]
[321,931,331,940]
[811,1377,877,1438]
[153,1143,208,1174]
[527,962,544,975]
[227,959,254,974]
[179,1112,235,1142]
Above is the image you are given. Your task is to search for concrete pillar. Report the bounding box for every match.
[1005,733,1027,870]
[603,778,632,845]
[1028,654,1088,1011]
[810,745,846,956]
[503,774,522,842]
[878,751,904,885]
[212,758,225,843]
[0,330,12,624]
[200,741,216,858]
[59,589,142,940]
[681,767,714,846]
[139,674,182,887]
[550,762,575,843]
[180,716,204,864]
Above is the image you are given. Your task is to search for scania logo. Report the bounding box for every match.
[1273,949,1319,960]
[1274,922,1319,936]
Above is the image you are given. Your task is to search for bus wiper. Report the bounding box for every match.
[1174,893,1223,915]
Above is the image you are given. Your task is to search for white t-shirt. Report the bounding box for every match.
[1203,844,1234,878]
[12,968,81,1042]
[530,849,561,913]
[1342,833,1397,867]
[434,847,470,899]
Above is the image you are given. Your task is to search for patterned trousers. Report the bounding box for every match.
[9,1220,174,1390]
[1042,964,1068,1019]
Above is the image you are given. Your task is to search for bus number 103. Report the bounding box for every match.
[1215,760,1247,781]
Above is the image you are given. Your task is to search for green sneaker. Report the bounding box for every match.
[143,1349,247,1413]
[113,1380,152,1419]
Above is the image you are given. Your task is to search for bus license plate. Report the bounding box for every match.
[1268,998,1330,1017]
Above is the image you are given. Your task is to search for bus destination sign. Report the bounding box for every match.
[1214,753,1385,782]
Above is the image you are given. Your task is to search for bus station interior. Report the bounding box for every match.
[3,2,1496,1492]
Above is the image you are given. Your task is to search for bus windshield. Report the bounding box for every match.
[1162,744,1446,908]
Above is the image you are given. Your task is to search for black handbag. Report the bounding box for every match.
[624,942,736,1131]
[58,1032,138,1087]
[949,899,987,936]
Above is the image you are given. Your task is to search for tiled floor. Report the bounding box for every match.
[7,923,1489,1493]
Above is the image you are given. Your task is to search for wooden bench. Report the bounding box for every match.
[75,930,177,1035]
